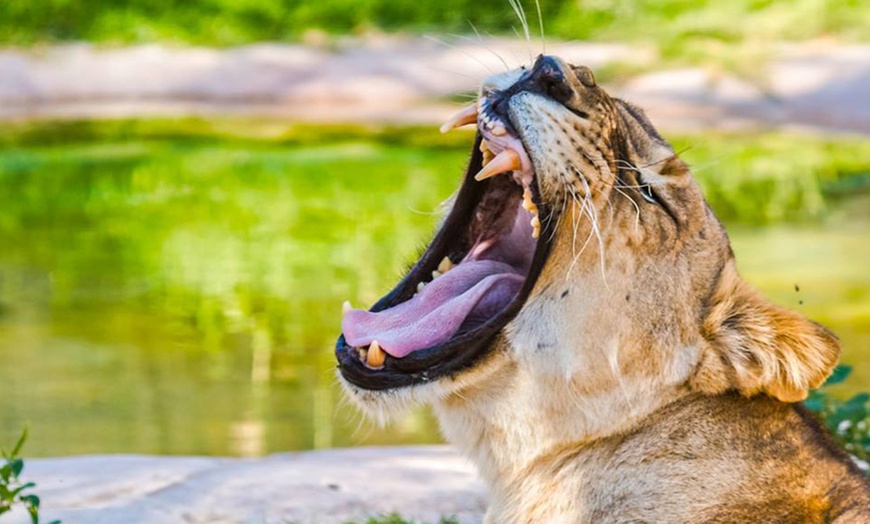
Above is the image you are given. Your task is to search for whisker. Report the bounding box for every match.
[638,146,693,170]
[613,183,652,190]
[545,183,569,243]
[406,205,447,216]
[581,175,609,289]
[552,185,570,242]
[425,65,482,80]
[423,34,496,74]
[534,0,546,54]
[475,24,527,68]
[685,153,733,176]
[567,191,584,278]
[466,22,511,71]
[612,185,642,231]
[505,43,527,69]
[507,0,533,62]
[566,185,597,280]
[445,92,480,100]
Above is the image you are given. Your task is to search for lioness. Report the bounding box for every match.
[336,55,870,522]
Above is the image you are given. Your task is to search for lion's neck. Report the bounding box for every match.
[432,355,690,505]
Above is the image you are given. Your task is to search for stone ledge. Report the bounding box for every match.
[11,446,487,524]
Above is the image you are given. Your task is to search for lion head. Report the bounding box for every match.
[335,55,839,435]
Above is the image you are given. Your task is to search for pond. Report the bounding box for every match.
[0,119,867,457]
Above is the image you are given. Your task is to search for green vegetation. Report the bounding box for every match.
[3,118,867,224]
[0,0,866,51]
[807,366,870,467]
[668,132,870,223]
[0,430,58,524]
[0,118,868,457]
[0,119,469,455]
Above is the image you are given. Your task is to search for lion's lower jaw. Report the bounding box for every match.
[336,344,516,426]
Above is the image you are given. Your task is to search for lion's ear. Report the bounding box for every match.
[691,264,839,403]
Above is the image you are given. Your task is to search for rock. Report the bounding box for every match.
[11,446,487,524]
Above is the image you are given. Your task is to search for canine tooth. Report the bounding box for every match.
[530,215,541,239]
[342,300,352,314]
[417,282,425,293]
[432,270,442,279]
[438,256,453,273]
[439,103,478,134]
[367,340,385,368]
[474,149,521,181]
[492,125,507,136]
[479,139,490,153]
[483,149,494,166]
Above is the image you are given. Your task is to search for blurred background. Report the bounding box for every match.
[0,0,868,458]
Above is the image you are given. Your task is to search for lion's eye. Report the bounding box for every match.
[637,179,679,223]
[640,184,658,205]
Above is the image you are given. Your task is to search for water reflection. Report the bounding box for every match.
[0,122,866,457]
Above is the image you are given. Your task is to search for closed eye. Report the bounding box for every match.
[639,183,658,205]
[637,177,680,225]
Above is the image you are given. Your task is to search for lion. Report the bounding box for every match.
[336,55,870,522]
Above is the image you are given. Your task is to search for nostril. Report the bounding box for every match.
[530,55,572,103]
[541,74,572,101]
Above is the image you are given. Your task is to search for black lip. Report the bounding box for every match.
[335,132,554,391]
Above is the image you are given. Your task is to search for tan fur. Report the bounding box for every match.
[341,57,870,522]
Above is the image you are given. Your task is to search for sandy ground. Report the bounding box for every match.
[1,37,868,134]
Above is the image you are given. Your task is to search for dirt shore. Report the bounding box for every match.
[1,37,868,134]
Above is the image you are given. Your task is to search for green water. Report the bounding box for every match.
[0,120,867,457]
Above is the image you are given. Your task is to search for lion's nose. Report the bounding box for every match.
[527,55,573,104]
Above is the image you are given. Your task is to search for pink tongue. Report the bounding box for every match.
[342,260,524,358]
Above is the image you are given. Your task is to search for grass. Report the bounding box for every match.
[1,0,866,83]
[2,117,868,224]
[0,0,867,52]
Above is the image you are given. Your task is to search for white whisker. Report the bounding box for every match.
[425,65,481,80]
[612,186,641,231]
[581,175,608,289]
[566,186,597,280]
[423,34,496,74]
[534,0,546,54]
[548,185,569,243]
[406,204,447,216]
[507,0,533,62]
[466,22,512,72]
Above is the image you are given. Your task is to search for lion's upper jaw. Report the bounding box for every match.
[507,92,619,213]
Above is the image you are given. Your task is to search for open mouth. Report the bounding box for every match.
[335,93,554,390]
